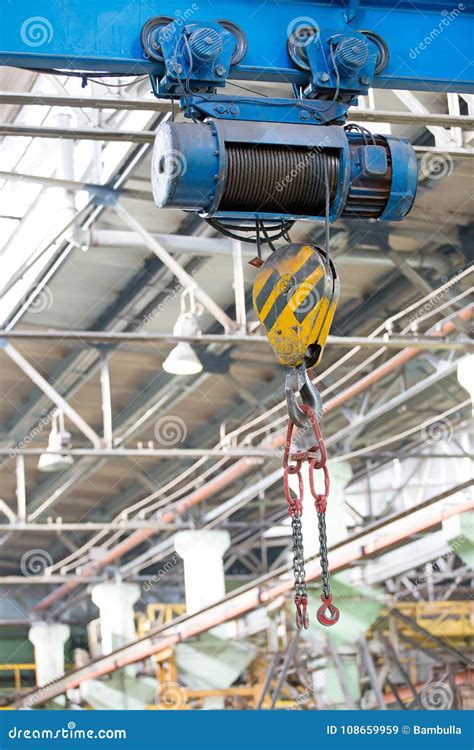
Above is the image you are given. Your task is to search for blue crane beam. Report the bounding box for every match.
[0,0,472,92]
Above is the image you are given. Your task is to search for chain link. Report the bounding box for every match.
[283,402,339,628]
[317,510,330,601]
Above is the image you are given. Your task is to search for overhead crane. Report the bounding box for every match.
[0,0,472,628]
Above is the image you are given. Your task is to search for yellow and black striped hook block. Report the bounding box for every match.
[252,244,339,369]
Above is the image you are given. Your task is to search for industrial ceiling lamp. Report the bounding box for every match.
[457,354,474,414]
[162,289,203,376]
[37,411,74,473]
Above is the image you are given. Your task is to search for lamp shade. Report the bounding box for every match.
[163,342,203,375]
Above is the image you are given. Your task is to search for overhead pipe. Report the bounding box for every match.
[0,329,469,351]
[33,305,471,613]
[0,92,473,129]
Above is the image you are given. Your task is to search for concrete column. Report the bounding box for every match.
[175,530,231,708]
[174,530,230,614]
[29,622,70,688]
[91,582,140,661]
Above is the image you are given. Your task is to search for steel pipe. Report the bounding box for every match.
[0,329,469,351]
[1,122,473,158]
[0,92,472,129]
[2,447,274,458]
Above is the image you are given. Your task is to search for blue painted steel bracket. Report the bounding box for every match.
[185,95,349,125]
[0,1,473,93]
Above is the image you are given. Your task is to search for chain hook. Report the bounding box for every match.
[285,362,323,429]
[316,594,340,626]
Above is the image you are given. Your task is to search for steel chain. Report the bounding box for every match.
[283,403,339,628]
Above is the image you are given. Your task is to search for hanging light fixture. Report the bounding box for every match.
[37,411,74,473]
[163,289,203,376]
[457,354,474,414]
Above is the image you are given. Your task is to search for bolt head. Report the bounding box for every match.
[360,75,371,85]
[319,72,330,83]
[215,65,226,76]
[299,110,310,120]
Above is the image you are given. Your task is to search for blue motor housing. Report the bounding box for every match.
[152,120,417,223]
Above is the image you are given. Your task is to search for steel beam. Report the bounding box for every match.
[349,109,474,130]
[0,342,101,448]
[1,92,473,128]
[114,202,236,332]
[0,521,186,532]
[1,123,473,157]
[391,610,470,666]
[0,329,469,351]
[0,447,274,458]
[0,91,169,111]
[329,360,460,446]
[0,170,152,202]
[0,2,473,92]
[99,356,113,448]
[87,228,453,271]
[0,123,153,143]
[357,636,386,710]
[15,455,26,523]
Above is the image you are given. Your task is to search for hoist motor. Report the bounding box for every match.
[152,120,417,223]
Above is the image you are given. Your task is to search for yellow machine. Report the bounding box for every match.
[252,244,339,370]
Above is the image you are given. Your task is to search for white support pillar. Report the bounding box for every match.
[174,530,231,629]
[175,530,231,709]
[29,622,70,697]
[91,582,140,673]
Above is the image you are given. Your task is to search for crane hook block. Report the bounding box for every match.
[252,244,339,369]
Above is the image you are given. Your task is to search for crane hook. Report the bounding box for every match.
[285,362,323,429]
